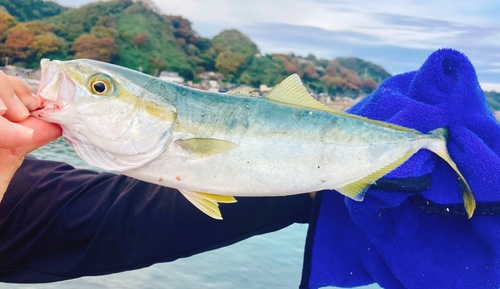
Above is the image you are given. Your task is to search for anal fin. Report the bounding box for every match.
[178,189,237,220]
[337,149,419,201]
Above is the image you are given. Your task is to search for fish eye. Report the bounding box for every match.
[93,81,107,94]
[89,74,115,96]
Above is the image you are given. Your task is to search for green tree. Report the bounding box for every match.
[244,55,287,87]
[45,0,133,41]
[132,33,147,46]
[72,34,118,62]
[1,20,64,66]
[8,20,49,35]
[211,29,259,59]
[148,57,164,76]
[0,0,67,22]
[215,50,245,77]
[31,32,66,59]
[302,63,319,80]
[0,11,17,35]
[90,25,116,38]
[3,29,35,61]
[362,79,378,92]
[336,57,391,83]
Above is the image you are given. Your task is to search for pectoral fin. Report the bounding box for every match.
[176,138,239,158]
[337,149,419,201]
[178,189,237,220]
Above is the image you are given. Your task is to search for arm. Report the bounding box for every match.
[0,157,312,283]
[0,72,61,200]
[0,73,312,283]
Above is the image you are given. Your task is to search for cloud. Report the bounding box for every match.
[53,0,500,83]
[480,82,500,92]
[241,19,500,84]
[54,0,94,7]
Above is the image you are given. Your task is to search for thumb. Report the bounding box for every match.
[14,117,62,156]
[0,117,34,148]
[0,118,60,203]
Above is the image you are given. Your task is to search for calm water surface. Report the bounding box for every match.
[0,139,379,289]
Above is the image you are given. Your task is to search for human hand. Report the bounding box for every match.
[0,72,61,201]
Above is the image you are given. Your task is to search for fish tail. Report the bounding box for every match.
[428,127,448,141]
[426,128,476,218]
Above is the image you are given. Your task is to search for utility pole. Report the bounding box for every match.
[4,56,9,66]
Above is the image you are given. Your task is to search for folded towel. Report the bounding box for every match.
[301,48,500,289]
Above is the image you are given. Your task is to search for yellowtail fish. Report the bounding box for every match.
[32,59,476,219]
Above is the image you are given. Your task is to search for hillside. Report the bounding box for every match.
[485,91,500,111]
[0,0,66,22]
[211,29,259,58]
[0,0,392,96]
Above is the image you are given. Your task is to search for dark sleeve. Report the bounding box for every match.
[0,157,313,283]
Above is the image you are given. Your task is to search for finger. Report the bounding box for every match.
[0,72,29,121]
[0,117,60,203]
[0,116,34,148]
[14,117,62,155]
[7,76,38,110]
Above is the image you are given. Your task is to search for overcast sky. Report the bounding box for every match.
[54,0,500,90]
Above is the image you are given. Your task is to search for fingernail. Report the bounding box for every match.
[24,127,34,135]
[26,93,40,110]
[14,95,30,117]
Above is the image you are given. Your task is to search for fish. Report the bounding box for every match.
[32,58,476,219]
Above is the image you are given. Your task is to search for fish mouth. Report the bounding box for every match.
[32,59,76,117]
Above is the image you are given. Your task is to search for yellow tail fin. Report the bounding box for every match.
[427,128,476,218]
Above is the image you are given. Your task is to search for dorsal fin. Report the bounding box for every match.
[264,74,334,113]
[266,74,420,134]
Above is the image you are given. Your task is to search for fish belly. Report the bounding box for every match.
[124,137,424,197]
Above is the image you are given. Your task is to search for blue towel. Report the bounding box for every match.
[301,48,500,289]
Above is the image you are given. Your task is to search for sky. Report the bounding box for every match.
[54,0,500,91]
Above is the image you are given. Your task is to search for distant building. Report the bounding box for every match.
[196,71,224,80]
[194,71,224,91]
[0,65,41,92]
[0,65,18,76]
[158,71,184,84]
[494,111,500,121]
[207,80,220,92]
[0,65,39,79]
[259,84,273,94]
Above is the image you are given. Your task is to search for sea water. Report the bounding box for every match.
[0,139,379,289]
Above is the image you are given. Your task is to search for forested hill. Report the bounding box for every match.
[0,0,392,96]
